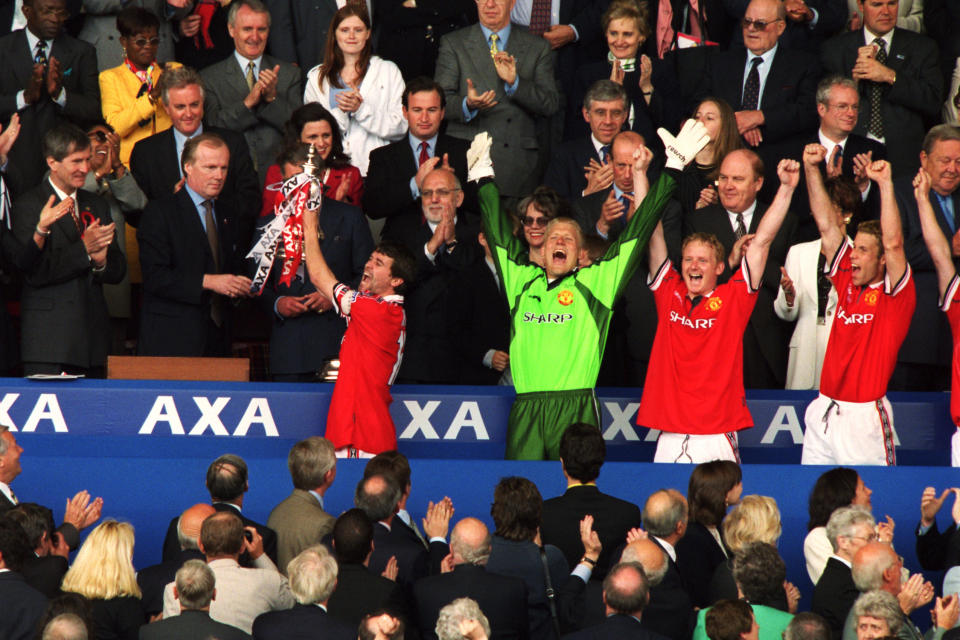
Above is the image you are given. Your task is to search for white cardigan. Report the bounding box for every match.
[303,56,407,175]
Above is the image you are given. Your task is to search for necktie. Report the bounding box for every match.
[741,57,762,110]
[868,38,887,139]
[600,145,611,163]
[245,61,256,91]
[202,200,223,326]
[938,193,957,234]
[489,33,499,58]
[529,0,551,36]
[34,40,47,66]
[619,192,634,215]
[418,141,429,167]
[656,0,674,58]
[735,213,746,239]
[7,487,16,505]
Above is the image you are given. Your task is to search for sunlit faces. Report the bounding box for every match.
[859,0,898,36]
[920,139,960,197]
[818,85,860,138]
[856,617,890,640]
[611,136,642,192]
[404,90,445,141]
[420,170,463,224]
[47,146,91,192]
[726,481,744,506]
[606,16,643,60]
[228,4,269,60]
[695,101,723,143]
[164,84,204,136]
[582,98,628,145]
[335,15,370,57]
[300,120,333,160]
[184,142,229,200]
[475,0,514,32]
[120,26,159,69]
[717,151,762,214]
[360,251,400,295]
[741,0,784,56]
[24,0,68,41]
[522,204,550,249]
[681,239,724,297]
[852,475,873,508]
[541,220,582,279]
[850,230,884,287]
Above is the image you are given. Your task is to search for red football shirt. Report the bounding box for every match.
[637,259,758,435]
[819,241,915,402]
[324,283,405,453]
[942,274,960,426]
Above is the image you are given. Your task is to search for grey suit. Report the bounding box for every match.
[267,489,335,573]
[434,24,559,198]
[201,54,302,185]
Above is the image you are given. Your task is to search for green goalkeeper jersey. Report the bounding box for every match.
[478,172,677,393]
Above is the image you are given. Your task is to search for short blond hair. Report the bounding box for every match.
[722,495,782,554]
[62,520,141,599]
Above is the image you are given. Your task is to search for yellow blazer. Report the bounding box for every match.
[99,61,181,165]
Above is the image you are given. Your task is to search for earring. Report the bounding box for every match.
[122,47,127,57]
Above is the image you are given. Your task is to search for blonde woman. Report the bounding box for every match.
[61,520,144,640]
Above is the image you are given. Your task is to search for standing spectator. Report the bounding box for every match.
[803,467,874,584]
[79,0,179,72]
[564,562,659,640]
[173,0,232,70]
[0,518,47,640]
[845,0,923,33]
[303,4,406,176]
[677,97,742,219]
[374,0,476,80]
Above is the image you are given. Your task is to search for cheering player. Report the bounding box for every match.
[800,145,914,465]
[301,203,416,458]
[638,158,801,463]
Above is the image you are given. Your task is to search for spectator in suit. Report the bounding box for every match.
[141,559,251,640]
[0,518,47,640]
[784,613,831,640]
[128,66,261,249]
[436,598,491,640]
[846,0,923,33]
[703,599,758,640]
[259,104,363,214]
[251,545,355,640]
[137,133,255,357]
[812,506,876,640]
[414,517,528,640]
[268,437,337,573]
[2,503,69,598]
[137,503,213,619]
[41,613,90,640]
[33,593,97,640]
[161,511,294,634]
[365,76,473,239]
[363,451,435,549]
[60,520,146,640]
[916,486,960,571]
[173,0,232,70]
[262,0,334,71]
[821,0,941,180]
[677,97,742,219]
[566,561,662,640]
[641,489,688,583]
[383,167,482,384]
[0,0,100,196]
[303,4,406,176]
[201,0,301,186]
[725,0,846,55]
[374,0,476,81]
[541,423,642,580]
[546,80,629,201]
[706,0,819,204]
[619,535,694,640]
[327,508,407,630]
[13,124,125,377]
[434,0,560,201]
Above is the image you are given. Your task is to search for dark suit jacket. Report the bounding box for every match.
[0,571,48,640]
[545,136,602,200]
[812,556,858,640]
[12,181,125,368]
[896,178,960,370]
[252,603,356,640]
[249,200,373,375]
[264,0,336,69]
[140,609,251,640]
[327,563,408,630]
[541,485,642,580]
[725,0,846,54]
[916,518,960,571]
[563,613,671,640]
[675,522,728,609]
[0,29,100,195]
[363,133,475,239]
[173,5,232,70]
[128,125,261,249]
[551,0,611,99]
[644,540,695,640]
[160,504,278,568]
[414,563,529,640]
[368,520,432,590]
[451,257,510,384]
[21,554,67,599]
[373,0,477,80]
[821,28,942,179]
[136,548,206,617]
[683,201,797,387]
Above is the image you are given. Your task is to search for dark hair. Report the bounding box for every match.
[116,6,160,37]
[333,508,374,564]
[705,599,754,640]
[732,542,786,604]
[43,124,90,161]
[355,474,402,522]
[693,97,742,175]
[33,593,96,640]
[491,476,542,542]
[284,103,350,168]
[277,141,323,172]
[857,220,884,256]
[0,518,31,572]
[688,460,741,527]
[826,176,862,223]
[199,511,244,557]
[372,242,416,296]
[514,186,574,244]
[363,451,411,491]
[601,0,651,39]
[359,611,405,640]
[181,133,228,172]
[403,76,445,109]
[603,562,650,615]
[807,467,859,530]
[3,503,54,549]
[559,423,605,483]
[784,612,832,640]
[318,5,372,90]
[205,454,248,502]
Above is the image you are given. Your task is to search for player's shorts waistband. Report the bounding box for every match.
[515,388,596,401]
[817,393,887,410]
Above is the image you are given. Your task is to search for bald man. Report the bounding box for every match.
[621,537,694,640]
[138,503,216,618]
[566,562,662,640]
[413,518,529,640]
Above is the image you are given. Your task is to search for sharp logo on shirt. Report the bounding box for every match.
[557,290,574,306]
[522,312,573,324]
[668,311,716,329]
[705,297,723,312]
[837,308,874,325]
[864,290,880,306]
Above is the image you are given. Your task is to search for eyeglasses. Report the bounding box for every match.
[827,102,859,113]
[131,37,160,47]
[741,17,782,30]
[421,188,460,199]
[87,130,108,142]
[521,216,549,228]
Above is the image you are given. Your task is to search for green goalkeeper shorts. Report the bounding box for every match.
[505,388,600,460]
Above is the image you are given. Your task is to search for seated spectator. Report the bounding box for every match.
[260,104,363,215]
[61,520,145,640]
[704,599,758,640]
[140,559,250,640]
[677,97,742,218]
[0,518,47,640]
[303,5,406,176]
[804,469,877,584]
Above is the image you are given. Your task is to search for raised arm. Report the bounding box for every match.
[647,220,668,275]
[745,159,798,290]
[803,143,844,261]
[301,201,338,301]
[913,168,957,296]
[867,160,907,286]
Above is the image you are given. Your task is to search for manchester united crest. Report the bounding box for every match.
[864,289,879,306]
[558,290,574,306]
[706,296,723,312]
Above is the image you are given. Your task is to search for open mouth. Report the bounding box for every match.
[552,248,567,262]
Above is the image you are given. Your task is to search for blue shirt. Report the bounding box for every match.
[462,24,520,122]
[184,183,215,233]
[741,44,778,107]
[173,124,204,178]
